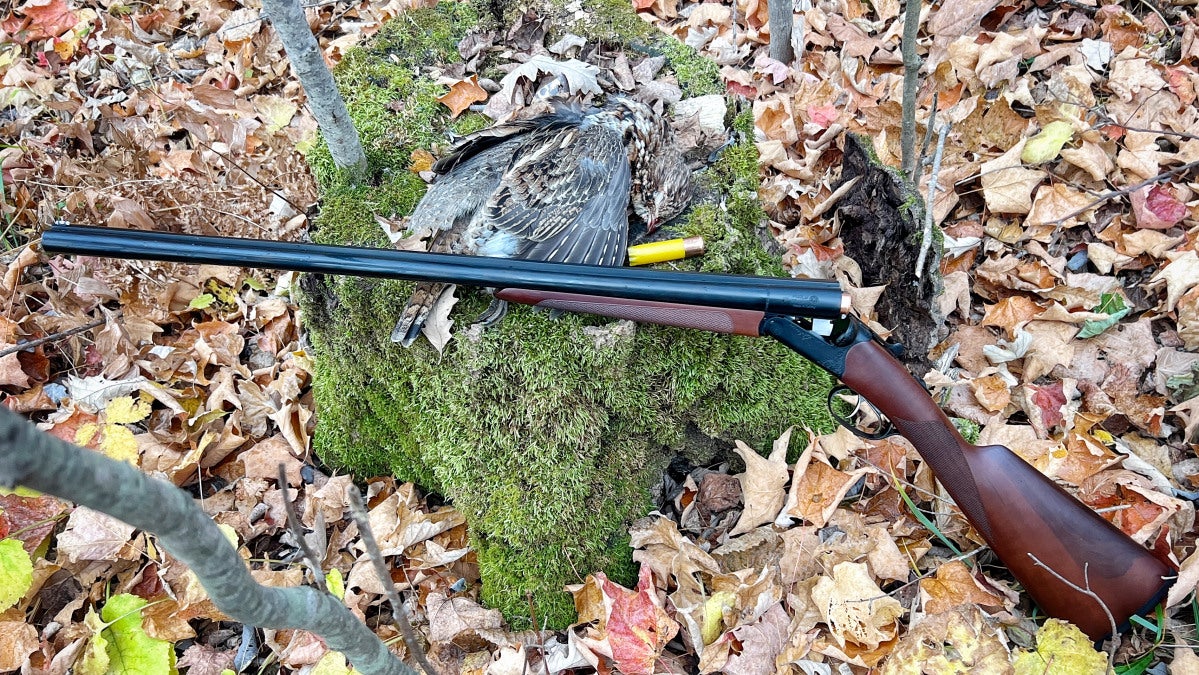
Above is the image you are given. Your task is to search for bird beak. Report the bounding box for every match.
[647,205,660,233]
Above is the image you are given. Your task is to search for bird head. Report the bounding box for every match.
[639,160,693,232]
[610,98,694,232]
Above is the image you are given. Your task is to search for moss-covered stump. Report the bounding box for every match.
[299,0,834,627]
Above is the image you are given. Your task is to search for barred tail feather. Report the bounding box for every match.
[391,282,451,347]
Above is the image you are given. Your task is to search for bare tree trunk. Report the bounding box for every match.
[768,0,795,64]
[263,0,368,182]
[0,407,416,675]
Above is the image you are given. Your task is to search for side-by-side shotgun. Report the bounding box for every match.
[40,223,1176,640]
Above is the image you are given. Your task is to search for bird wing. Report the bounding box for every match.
[413,112,585,242]
[431,111,582,174]
[483,121,632,267]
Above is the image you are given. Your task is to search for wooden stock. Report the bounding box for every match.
[494,288,766,336]
[842,339,1174,640]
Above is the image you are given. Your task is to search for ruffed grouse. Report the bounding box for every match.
[391,96,693,347]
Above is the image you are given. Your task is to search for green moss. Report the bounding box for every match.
[952,417,981,445]
[657,38,724,97]
[301,1,834,628]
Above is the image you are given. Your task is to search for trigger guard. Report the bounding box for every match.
[826,385,896,440]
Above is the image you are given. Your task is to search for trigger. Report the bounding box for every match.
[886,342,904,358]
[826,385,897,441]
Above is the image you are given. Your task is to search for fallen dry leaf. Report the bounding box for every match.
[810,562,905,651]
[980,141,1044,215]
[1131,184,1189,230]
[980,295,1046,338]
[730,433,790,535]
[0,621,39,671]
[880,606,1012,675]
[1149,250,1199,312]
[576,567,678,675]
[436,75,488,118]
[919,561,1008,614]
[55,507,136,563]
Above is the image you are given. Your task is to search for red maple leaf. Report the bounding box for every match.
[601,566,678,675]
[1029,381,1066,431]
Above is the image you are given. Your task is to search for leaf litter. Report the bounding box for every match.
[1,0,1197,671]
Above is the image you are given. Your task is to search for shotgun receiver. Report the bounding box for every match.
[41,224,1174,640]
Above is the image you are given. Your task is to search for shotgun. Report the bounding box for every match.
[40,223,1175,640]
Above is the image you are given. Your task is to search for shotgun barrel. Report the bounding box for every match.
[40,225,849,319]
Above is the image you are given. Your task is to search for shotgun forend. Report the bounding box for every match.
[40,224,1175,640]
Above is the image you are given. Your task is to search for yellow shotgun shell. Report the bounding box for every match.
[627,237,706,266]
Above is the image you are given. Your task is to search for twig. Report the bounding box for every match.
[0,406,414,675]
[527,592,551,675]
[1100,122,1199,142]
[277,464,328,593]
[0,316,108,358]
[187,133,308,215]
[1046,159,1199,226]
[916,122,950,279]
[346,484,440,675]
[810,176,862,219]
[914,98,939,183]
[1029,555,1119,664]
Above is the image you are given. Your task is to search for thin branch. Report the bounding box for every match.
[345,484,440,675]
[187,133,308,215]
[0,407,416,675]
[914,97,939,182]
[916,122,950,279]
[527,592,551,675]
[1102,123,1199,142]
[277,463,328,593]
[1029,555,1119,664]
[1046,159,1199,226]
[0,316,107,358]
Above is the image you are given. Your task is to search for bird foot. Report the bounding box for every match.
[472,298,509,329]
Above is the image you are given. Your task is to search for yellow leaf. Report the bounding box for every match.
[217,523,239,549]
[881,606,1012,675]
[312,650,356,675]
[435,75,487,118]
[100,425,140,464]
[75,423,99,447]
[1021,121,1075,164]
[1012,619,1107,675]
[701,591,735,645]
[76,607,110,675]
[105,396,150,425]
[326,568,345,600]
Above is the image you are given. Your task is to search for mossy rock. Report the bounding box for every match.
[300,0,834,628]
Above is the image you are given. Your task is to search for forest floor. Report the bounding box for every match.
[1,0,1197,673]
